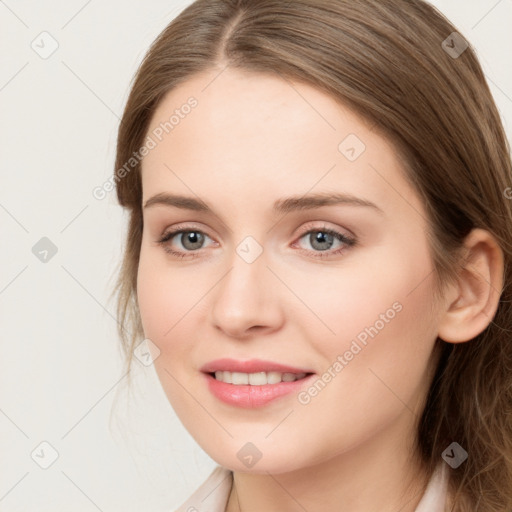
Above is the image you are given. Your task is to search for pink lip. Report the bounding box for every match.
[200,358,315,408]
[200,358,312,374]
[203,373,315,408]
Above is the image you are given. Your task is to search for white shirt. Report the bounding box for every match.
[174,462,449,512]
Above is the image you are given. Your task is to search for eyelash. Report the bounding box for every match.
[156,223,357,260]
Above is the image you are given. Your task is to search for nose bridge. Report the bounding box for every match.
[209,237,283,336]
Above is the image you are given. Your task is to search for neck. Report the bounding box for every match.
[225,410,431,512]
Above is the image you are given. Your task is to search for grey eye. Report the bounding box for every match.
[307,231,335,251]
[179,231,205,250]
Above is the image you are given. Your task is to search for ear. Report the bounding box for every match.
[437,228,504,344]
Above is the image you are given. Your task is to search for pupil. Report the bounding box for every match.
[182,232,203,250]
[311,231,333,250]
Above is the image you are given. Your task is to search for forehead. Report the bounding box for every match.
[141,68,424,220]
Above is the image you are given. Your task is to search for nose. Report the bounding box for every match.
[209,245,285,339]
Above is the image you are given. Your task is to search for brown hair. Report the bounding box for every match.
[112,0,512,509]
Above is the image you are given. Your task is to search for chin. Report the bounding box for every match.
[201,442,312,475]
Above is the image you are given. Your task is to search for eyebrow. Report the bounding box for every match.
[143,192,384,215]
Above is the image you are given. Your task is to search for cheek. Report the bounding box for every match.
[291,239,438,398]
[136,250,215,438]
[136,246,216,378]
[277,274,437,466]
[286,245,434,354]
[136,247,192,347]
[294,245,438,422]
[137,257,169,343]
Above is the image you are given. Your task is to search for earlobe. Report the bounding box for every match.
[437,228,504,344]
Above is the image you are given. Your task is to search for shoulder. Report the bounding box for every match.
[173,465,233,512]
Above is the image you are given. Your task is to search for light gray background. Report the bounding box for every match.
[0,1,511,511]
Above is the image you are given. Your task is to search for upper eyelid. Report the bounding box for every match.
[160,221,349,236]
[160,222,353,246]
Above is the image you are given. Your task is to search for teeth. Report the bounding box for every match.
[232,372,249,385]
[213,371,307,385]
[267,371,282,384]
[249,372,267,385]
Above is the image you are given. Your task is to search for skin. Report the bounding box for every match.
[137,67,504,512]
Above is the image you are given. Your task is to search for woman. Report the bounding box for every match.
[112,0,512,510]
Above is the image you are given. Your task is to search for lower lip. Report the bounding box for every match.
[203,372,314,408]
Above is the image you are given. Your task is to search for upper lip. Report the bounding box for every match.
[200,358,314,374]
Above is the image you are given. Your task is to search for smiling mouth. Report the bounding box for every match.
[209,371,313,385]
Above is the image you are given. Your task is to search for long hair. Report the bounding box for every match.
[112,1,512,509]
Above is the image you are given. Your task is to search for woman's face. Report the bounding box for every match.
[137,68,444,473]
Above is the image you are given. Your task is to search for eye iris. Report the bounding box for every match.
[310,231,334,251]
[181,231,204,250]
